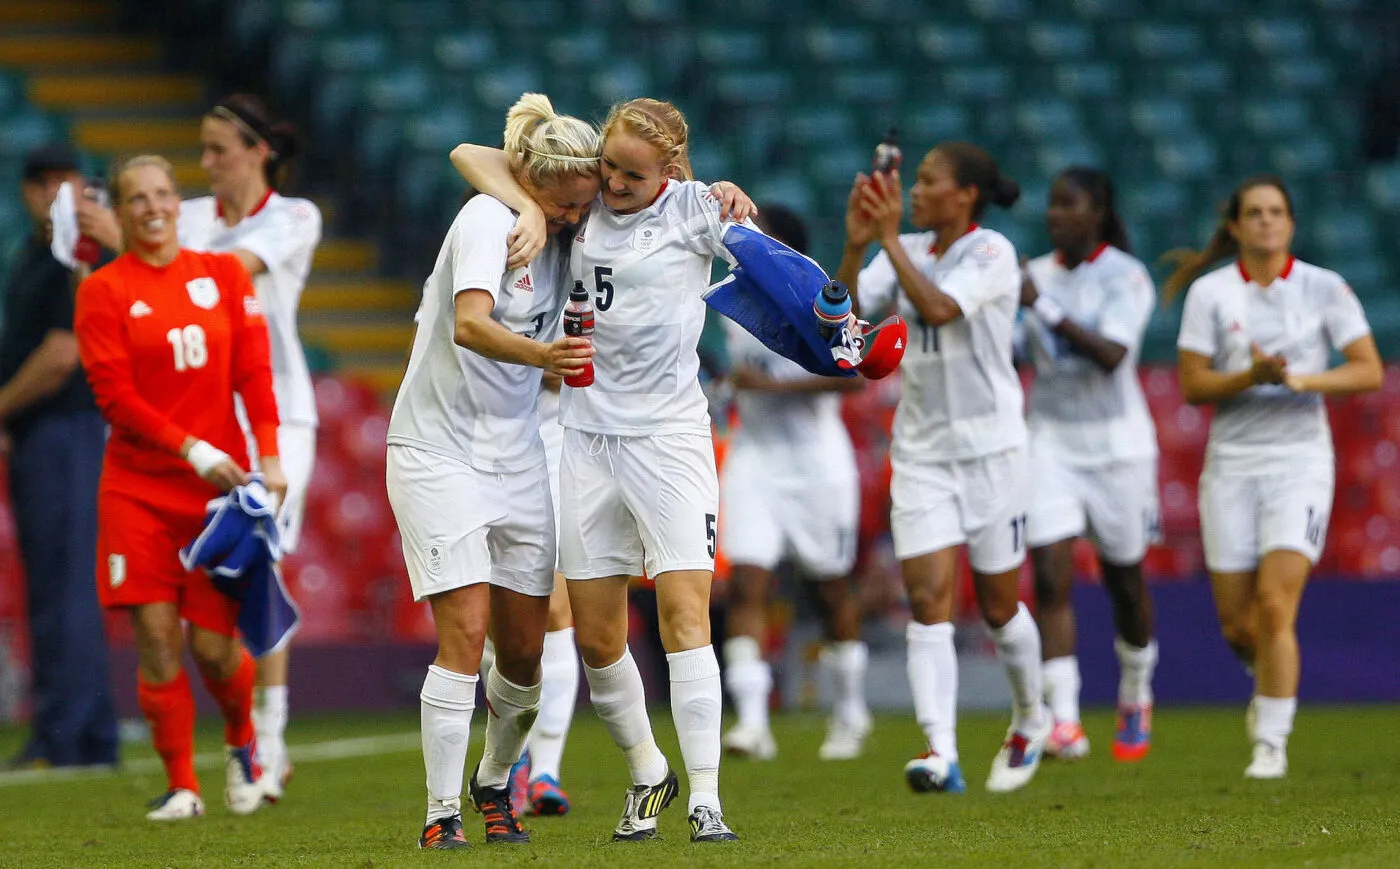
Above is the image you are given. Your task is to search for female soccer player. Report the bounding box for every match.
[1167,175,1381,779]
[719,204,870,763]
[386,94,598,849]
[76,95,323,798]
[74,155,286,820]
[836,142,1048,794]
[452,96,755,843]
[1020,167,1160,764]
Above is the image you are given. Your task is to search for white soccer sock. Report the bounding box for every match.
[252,684,289,767]
[906,620,959,761]
[477,669,542,789]
[988,604,1046,731]
[722,635,771,731]
[527,627,579,782]
[668,645,723,814]
[420,665,477,823]
[1253,695,1297,750]
[1114,637,1159,708]
[583,648,667,787]
[1042,656,1081,724]
[821,640,870,727]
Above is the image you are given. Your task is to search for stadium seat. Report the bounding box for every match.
[914,23,988,61]
[967,0,1029,21]
[939,65,1014,99]
[589,61,652,106]
[1024,20,1097,60]
[1126,21,1205,58]
[1241,97,1312,138]
[711,69,793,106]
[1053,62,1122,99]
[1270,139,1336,176]
[1128,96,1195,138]
[901,102,974,143]
[1364,162,1400,213]
[694,27,768,65]
[0,112,66,160]
[432,30,498,72]
[1154,138,1219,179]
[797,24,878,63]
[1014,98,1085,141]
[1244,17,1314,55]
[472,63,545,111]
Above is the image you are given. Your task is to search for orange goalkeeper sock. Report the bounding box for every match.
[201,648,257,748]
[137,669,199,794]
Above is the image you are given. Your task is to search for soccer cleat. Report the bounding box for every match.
[819,717,872,761]
[469,774,530,844]
[722,724,777,761]
[146,788,205,821]
[418,813,470,850]
[1112,705,1153,763]
[986,714,1052,793]
[1046,720,1091,761]
[508,751,531,817]
[612,767,679,841]
[689,806,739,842]
[904,752,966,794]
[1244,742,1288,780]
[261,751,293,804]
[528,774,571,816]
[225,741,264,816]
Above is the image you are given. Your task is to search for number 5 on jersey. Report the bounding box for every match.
[167,324,208,371]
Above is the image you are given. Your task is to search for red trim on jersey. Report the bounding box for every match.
[1237,255,1296,284]
[1054,242,1110,267]
[215,187,275,222]
[642,178,671,210]
[928,222,979,255]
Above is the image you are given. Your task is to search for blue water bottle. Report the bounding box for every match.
[814,280,852,342]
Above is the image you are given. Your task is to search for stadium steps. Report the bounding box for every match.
[0,0,415,396]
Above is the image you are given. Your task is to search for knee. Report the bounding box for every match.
[1033,572,1071,612]
[574,626,626,670]
[189,636,239,681]
[981,596,1020,629]
[141,643,184,684]
[1253,594,1296,637]
[905,584,948,625]
[729,570,768,611]
[1217,611,1255,651]
[658,604,709,652]
[494,633,545,679]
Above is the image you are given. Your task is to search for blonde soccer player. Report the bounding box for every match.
[836,141,1049,795]
[452,96,756,843]
[1167,175,1382,779]
[386,94,598,848]
[1020,166,1161,764]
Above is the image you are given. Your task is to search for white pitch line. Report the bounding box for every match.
[0,731,420,789]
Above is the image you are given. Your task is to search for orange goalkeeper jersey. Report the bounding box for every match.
[75,249,280,511]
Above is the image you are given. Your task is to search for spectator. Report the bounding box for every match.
[0,143,118,770]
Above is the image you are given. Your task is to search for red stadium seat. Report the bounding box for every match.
[283,559,356,641]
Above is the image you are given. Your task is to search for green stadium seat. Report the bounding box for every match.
[846,0,928,23]
[1015,99,1085,141]
[1155,59,1233,96]
[1066,0,1143,19]
[1154,138,1219,179]
[967,0,1029,22]
[0,112,66,160]
[807,147,869,188]
[1127,22,1205,59]
[364,67,433,111]
[686,141,731,183]
[694,28,768,65]
[1036,140,1105,176]
[712,70,793,106]
[622,0,684,24]
[1270,139,1336,176]
[544,28,610,67]
[1053,62,1122,98]
[1129,97,1196,138]
[1025,21,1097,60]
[1313,210,1377,259]
[915,24,988,61]
[319,31,390,74]
[749,173,818,215]
[1120,176,1190,220]
[283,0,343,29]
[1265,57,1335,94]
[797,25,877,63]
[902,103,974,143]
[473,64,545,111]
[433,31,497,72]
[1244,18,1314,55]
[784,106,858,145]
[590,61,652,105]
[940,65,1014,99]
[1364,163,1400,213]
[494,0,569,28]
[1242,97,1312,138]
[830,69,905,106]
[688,0,784,21]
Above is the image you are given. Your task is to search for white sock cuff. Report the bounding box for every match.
[584,647,636,688]
[1114,636,1159,665]
[1043,655,1078,676]
[667,645,721,683]
[256,684,289,710]
[486,668,541,709]
[988,603,1033,642]
[723,635,762,666]
[422,665,477,711]
[906,620,954,643]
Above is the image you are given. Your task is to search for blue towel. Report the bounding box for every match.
[705,224,858,379]
[180,477,301,657]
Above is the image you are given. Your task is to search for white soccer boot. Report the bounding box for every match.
[986,710,1053,793]
[146,788,205,821]
[818,715,872,760]
[722,723,777,761]
[1244,741,1288,779]
[225,742,265,815]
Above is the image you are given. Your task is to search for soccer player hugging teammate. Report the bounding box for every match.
[385,94,598,849]
[1166,176,1382,780]
[181,94,322,802]
[718,204,871,763]
[74,156,287,820]
[1020,167,1161,763]
[453,96,756,843]
[835,142,1049,794]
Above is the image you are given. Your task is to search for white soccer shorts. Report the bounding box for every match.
[890,446,1029,574]
[719,441,859,578]
[386,444,555,601]
[558,429,718,580]
[1198,458,1334,573]
[1025,449,1161,565]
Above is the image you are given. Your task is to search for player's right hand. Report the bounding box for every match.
[543,336,594,378]
[203,458,250,493]
[506,205,547,270]
[76,192,122,251]
[844,174,878,247]
[1249,342,1288,385]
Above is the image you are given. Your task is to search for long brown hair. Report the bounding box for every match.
[1161,174,1294,305]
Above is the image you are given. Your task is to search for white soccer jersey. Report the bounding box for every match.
[387,196,570,473]
[1024,244,1158,466]
[1177,257,1371,471]
[179,192,322,426]
[857,225,1025,462]
[562,180,742,436]
[724,318,852,483]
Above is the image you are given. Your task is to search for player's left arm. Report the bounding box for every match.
[1024,263,1152,374]
[1286,281,1383,395]
[229,201,324,279]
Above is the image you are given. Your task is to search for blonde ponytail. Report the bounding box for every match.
[502,93,601,189]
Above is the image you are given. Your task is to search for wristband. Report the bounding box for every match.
[1033,295,1067,328]
[186,439,231,477]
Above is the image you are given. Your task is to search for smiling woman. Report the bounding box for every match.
[73,153,285,822]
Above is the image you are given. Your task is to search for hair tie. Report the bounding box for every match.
[523,147,599,163]
[211,105,267,148]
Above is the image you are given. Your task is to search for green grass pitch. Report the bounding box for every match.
[0,705,1396,867]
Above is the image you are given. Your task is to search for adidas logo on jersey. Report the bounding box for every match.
[129,300,153,318]
[513,273,534,292]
